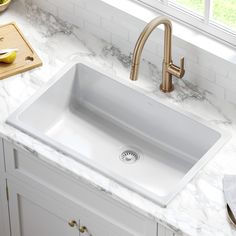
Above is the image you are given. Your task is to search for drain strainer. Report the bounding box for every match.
[120,150,139,164]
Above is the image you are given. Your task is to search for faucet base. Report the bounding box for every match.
[160,84,174,93]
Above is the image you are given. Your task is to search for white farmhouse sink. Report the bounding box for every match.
[7,61,229,207]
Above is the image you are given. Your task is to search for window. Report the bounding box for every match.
[136,0,236,47]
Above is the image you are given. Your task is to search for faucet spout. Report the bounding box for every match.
[130,16,185,93]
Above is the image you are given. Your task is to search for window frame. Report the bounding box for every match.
[135,0,236,48]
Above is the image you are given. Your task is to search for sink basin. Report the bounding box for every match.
[7,61,229,207]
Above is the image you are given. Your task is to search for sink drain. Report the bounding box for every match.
[120,150,139,164]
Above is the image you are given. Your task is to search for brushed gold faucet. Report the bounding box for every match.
[130,16,185,93]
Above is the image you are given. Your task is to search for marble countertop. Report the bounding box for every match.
[1,1,236,235]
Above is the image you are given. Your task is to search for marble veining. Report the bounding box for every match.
[102,45,132,68]
[25,0,75,37]
[0,1,236,235]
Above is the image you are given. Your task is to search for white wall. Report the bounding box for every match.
[27,0,236,105]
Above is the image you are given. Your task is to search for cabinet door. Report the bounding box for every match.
[7,176,146,236]
[7,178,79,236]
[5,141,157,236]
[158,224,177,236]
[0,138,11,236]
[0,180,10,236]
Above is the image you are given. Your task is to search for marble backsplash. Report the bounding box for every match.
[20,0,236,107]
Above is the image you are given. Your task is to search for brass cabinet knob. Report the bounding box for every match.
[68,220,88,234]
[68,220,78,228]
[79,226,88,233]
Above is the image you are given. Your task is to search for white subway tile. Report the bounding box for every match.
[128,28,143,43]
[84,21,111,43]
[49,0,74,12]
[225,90,236,105]
[72,16,84,29]
[184,70,199,85]
[32,0,57,15]
[84,0,115,20]
[227,65,236,81]
[216,75,236,93]
[197,77,225,99]
[185,61,216,82]
[228,73,236,81]
[184,69,222,98]
[49,0,75,4]
[102,18,129,41]
[173,35,196,52]
[73,0,86,8]
[75,6,101,26]
[111,35,132,54]
[113,11,146,33]
[214,63,232,78]
[141,51,162,71]
[197,50,230,78]
[59,9,84,28]
[57,7,71,22]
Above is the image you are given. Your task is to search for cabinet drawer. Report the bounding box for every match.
[4,141,157,236]
[8,177,137,236]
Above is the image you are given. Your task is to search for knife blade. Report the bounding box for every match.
[0,49,18,55]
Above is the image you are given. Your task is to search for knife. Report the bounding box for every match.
[0,49,18,55]
[227,204,236,227]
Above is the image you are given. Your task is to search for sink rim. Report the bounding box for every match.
[6,59,231,207]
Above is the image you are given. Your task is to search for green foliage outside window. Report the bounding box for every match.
[175,0,236,30]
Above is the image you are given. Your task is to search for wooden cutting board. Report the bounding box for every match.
[0,22,42,80]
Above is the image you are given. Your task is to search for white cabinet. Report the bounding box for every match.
[0,138,10,236]
[7,178,78,236]
[158,224,178,236]
[4,141,159,236]
[7,177,147,236]
[0,139,179,236]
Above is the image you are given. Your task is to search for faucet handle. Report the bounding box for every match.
[180,57,184,70]
[179,57,185,78]
[168,57,185,79]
